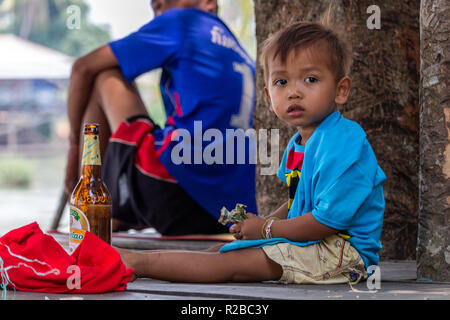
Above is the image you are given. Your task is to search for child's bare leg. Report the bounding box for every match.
[203,243,225,252]
[118,248,282,283]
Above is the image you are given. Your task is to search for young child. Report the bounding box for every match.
[117,21,386,285]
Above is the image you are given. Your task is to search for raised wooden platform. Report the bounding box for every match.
[7,260,450,300]
[4,232,450,301]
[48,230,233,250]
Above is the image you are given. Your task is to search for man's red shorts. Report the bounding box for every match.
[102,115,227,235]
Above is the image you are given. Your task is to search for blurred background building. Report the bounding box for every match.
[0,34,72,153]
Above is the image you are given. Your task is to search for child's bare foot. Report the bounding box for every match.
[115,247,138,282]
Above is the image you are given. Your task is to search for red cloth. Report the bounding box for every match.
[0,222,134,293]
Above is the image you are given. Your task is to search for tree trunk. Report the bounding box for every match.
[253,0,420,260]
[417,0,450,281]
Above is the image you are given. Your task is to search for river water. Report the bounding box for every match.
[0,155,70,236]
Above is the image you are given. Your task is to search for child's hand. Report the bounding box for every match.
[229,213,265,240]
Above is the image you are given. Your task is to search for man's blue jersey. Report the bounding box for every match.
[109,8,257,219]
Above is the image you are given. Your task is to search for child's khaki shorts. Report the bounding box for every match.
[262,234,367,284]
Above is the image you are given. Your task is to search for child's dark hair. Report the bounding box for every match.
[259,20,353,85]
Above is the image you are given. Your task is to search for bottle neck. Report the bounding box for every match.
[81,164,101,180]
[81,133,102,180]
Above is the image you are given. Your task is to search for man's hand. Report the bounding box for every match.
[229,213,265,240]
[64,143,80,195]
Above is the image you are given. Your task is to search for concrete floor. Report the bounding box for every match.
[2,232,449,301]
[5,259,450,301]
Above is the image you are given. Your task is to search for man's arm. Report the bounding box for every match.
[67,45,119,145]
[64,45,119,194]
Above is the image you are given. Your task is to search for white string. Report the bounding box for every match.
[0,255,15,300]
[0,242,60,273]
[0,241,61,299]
[4,262,60,277]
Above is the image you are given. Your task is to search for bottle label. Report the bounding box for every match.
[81,135,101,166]
[69,205,90,253]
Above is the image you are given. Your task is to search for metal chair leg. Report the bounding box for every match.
[50,190,68,231]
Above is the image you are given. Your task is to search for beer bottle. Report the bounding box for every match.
[69,123,112,253]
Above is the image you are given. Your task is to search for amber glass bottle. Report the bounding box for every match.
[69,124,112,253]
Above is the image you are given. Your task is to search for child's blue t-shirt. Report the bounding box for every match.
[220,111,386,269]
[108,8,257,218]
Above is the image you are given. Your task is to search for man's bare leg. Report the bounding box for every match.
[67,68,149,189]
[76,68,150,231]
[118,247,283,283]
[81,68,149,150]
[78,81,111,168]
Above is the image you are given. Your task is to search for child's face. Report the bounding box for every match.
[265,47,351,134]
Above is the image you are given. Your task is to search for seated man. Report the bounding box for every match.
[64,0,257,235]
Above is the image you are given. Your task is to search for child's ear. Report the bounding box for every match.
[264,87,274,112]
[334,76,351,105]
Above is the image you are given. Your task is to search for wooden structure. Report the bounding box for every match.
[417,0,450,282]
[4,232,450,300]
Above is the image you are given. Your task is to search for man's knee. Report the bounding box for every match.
[93,68,128,96]
[91,68,146,131]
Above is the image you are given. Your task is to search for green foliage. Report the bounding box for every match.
[0,156,33,189]
[0,0,111,57]
[218,0,256,59]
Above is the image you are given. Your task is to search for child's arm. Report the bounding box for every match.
[231,211,337,241]
[267,201,289,219]
[269,212,337,241]
[229,202,288,240]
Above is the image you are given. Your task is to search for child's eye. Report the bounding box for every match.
[305,76,318,83]
[274,79,287,86]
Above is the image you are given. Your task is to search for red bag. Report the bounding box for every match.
[0,222,134,293]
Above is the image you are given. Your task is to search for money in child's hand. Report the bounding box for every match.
[218,203,248,225]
